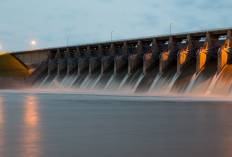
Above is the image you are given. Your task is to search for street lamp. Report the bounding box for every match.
[111,31,114,42]
[67,37,69,47]
[31,41,35,50]
[170,23,173,35]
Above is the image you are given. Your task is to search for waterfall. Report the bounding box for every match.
[171,61,196,93]
[31,56,232,96]
[151,62,177,93]
[120,64,143,91]
[211,60,232,95]
[94,65,114,91]
[135,63,159,93]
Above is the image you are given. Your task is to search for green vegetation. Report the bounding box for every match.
[0,53,29,78]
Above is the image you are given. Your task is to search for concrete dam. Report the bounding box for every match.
[5,27,232,95]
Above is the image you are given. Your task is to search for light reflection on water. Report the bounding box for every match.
[0,97,4,154]
[21,95,41,157]
[0,91,232,157]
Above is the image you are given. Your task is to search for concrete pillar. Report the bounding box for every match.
[128,40,143,74]
[78,60,88,75]
[136,40,144,54]
[114,56,127,75]
[67,60,78,76]
[101,58,113,75]
[101,43,114,75]
[177,49,194,74]
[85,45,91,57]
[143,53,158,74]
[64,48,71,59]
[97,44,104,57]
[74,47,81,58]
[48,60,57,75]
[196,33,214,74]
[113,42,128,75]
[185,34,194,49]
[159,36,176,74]
[89,59,100,75]
[128,54,142,74]
[54,49,60,60]
[88,44,103,75]
[101,43,115,75]
[142,38,159,74]
[109,43,116,56]
[46,50,52,60]
[177,34,194,74]
[167,36,176,51]
[122,41,128,55]
[217,30,232,74]
[57,61,66,75]
[159,50,175,74]
[150,38,159,53]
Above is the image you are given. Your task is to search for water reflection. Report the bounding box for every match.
[21,94,41,157]
[0,97,4,153]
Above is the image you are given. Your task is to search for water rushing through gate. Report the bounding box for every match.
[32,59,232,96]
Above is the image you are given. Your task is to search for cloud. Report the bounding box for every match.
[0,0,232,52]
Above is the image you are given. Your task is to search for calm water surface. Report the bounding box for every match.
[0,90,232,157]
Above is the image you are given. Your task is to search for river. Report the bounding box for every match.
[0,90,232,157]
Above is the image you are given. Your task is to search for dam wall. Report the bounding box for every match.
[7,27,232,95]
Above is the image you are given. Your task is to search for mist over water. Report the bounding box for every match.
[1,91,232,157]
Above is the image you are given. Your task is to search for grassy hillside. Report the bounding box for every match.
[0,53,29,78]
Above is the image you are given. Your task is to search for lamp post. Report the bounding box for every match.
[31,41,35,50]
[67,37,69,47]
[170,23,173,35]
[111,31,114,42]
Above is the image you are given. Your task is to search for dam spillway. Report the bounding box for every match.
[6,27,232,96]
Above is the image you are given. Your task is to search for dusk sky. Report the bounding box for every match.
[0,0,231,52]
